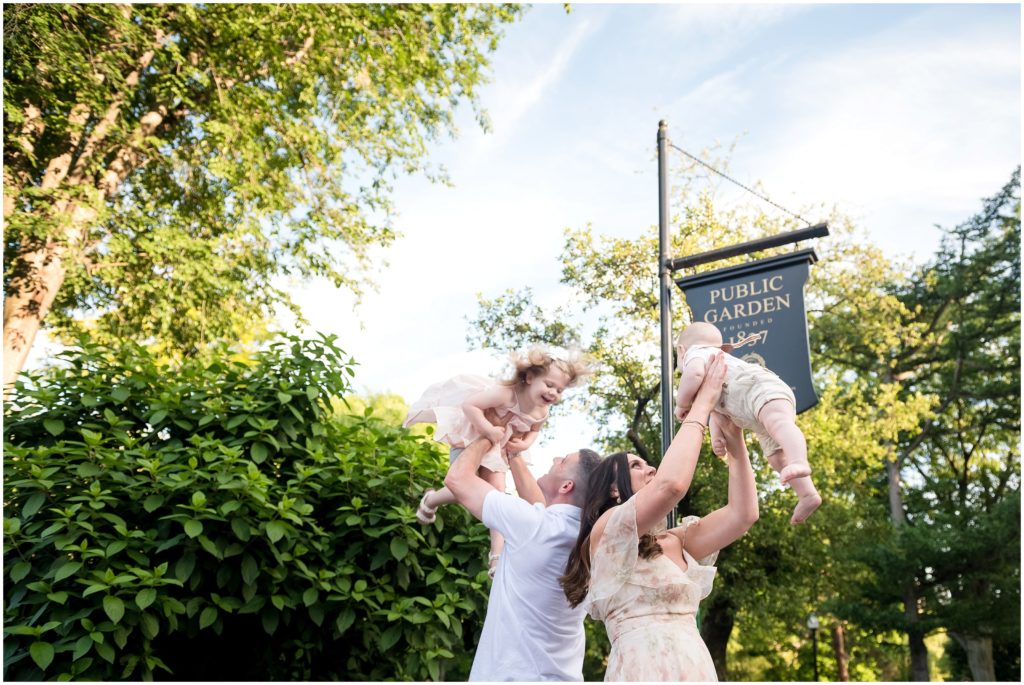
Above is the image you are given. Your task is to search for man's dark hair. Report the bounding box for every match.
[569,448,602,505]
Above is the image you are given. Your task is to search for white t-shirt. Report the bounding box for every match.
[469,490,586,682]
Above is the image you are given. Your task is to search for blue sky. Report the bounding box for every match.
[27,2,1019,474]
[288,2,1021,474]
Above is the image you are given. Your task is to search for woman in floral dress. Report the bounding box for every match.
[561,353,760,681]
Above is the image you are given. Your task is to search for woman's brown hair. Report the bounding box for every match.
[560,452,662,608]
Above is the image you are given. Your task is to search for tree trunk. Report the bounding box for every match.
[831,623,849,681]
[3,200,93,393]
[3,30,167,395]
[906,619,930,681]
[699,593,734,680]
[950,632,996,681]
[2,243,63,392]
[884,454,931,680]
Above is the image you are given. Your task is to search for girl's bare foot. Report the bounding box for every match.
[488,552,500,580]
[790,492,822,524]
[416,490,438,525]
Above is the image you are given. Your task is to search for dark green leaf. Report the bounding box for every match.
[265,520,285,544]
[143,494,164,513]
[10,562,32,583]
[199,606,218,629]
[241,555,258,586]
[389,538,408,561]
[23,492,46,518]
[53,561,82,582]
[174,553,196,583]
[250,442,269,463]
[103,595,125,624]
[136,588,157,610]
[30,641,54,670]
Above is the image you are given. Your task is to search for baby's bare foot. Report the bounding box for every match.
[711,435,727,457]
[779,462,812,484]
[790,493,822,525]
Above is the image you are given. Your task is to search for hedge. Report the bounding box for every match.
[3,334,490,680]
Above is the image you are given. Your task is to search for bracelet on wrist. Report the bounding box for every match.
[681,419,707,437]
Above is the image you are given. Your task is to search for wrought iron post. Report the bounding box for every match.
[657,120,674,528]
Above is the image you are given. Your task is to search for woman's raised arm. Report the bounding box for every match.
[679,414,759,560]
[632,353,727,535]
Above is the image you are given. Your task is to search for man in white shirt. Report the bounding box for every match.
[445,435,601,681]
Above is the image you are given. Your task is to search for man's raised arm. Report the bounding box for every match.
[505,450,545,505]
[444,437,497,520]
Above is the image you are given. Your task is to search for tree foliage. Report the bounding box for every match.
[2,2,522,382]
[3,334,491,680]
[826,168,1021,681]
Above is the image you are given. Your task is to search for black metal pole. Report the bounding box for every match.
[812,627,819,681]
[657,121,673,529]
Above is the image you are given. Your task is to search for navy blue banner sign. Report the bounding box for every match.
[675,248,819,413]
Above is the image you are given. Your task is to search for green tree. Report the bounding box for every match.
[2,2,522,387]
[3,334,491,680]
[827,168,1021,681]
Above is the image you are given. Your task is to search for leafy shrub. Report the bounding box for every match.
[3,334,490,680]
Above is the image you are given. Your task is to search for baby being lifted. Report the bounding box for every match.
[675,322,821,524]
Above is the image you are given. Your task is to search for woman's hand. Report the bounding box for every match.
[689,353,727,419]
[505,435,530,453]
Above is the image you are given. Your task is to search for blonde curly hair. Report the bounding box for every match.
[500,345,592,388]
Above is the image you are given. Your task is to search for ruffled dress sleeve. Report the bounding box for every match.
[678,515,719,600]
[584,498,641,618]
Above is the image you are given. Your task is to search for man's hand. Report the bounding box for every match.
[481,407,513,445]
[504,433,529,454]
[482,408,514,427]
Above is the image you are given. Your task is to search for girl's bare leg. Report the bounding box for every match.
[416,486,458,525]
[421,486,458,510]
[480,467,506,577]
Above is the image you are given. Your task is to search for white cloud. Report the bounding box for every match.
[466,13,599,155]
[664,2,809,40]
[741,10,1020,257]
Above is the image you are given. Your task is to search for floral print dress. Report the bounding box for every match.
[584,497,720,681]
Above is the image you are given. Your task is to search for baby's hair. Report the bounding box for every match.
[501,345,593,388]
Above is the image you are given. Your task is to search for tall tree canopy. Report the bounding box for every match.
[3,2,521,384]
[826,168,1021,681]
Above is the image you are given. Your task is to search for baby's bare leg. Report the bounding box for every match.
[765,450,822,524]
[708,411,728,457]
[758,399,811,484]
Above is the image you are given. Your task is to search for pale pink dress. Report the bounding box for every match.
[403,374,542,472]
[585,497,720,681]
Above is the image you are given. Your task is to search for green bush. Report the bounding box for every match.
[3,334,490,680]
